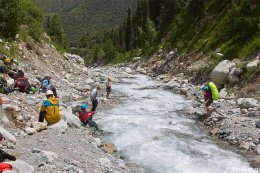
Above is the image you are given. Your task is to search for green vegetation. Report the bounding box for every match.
[72,0,260,65]
[32,0,138,42]
[0,0,66,52]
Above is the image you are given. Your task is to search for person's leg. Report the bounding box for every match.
[87,120,99,130]
[38,112,45,122]
[92,100,98,112]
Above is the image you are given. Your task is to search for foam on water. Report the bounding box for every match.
[97,75,256,173]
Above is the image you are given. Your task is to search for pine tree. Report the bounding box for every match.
[48,14,66,48]
[0,0,20,38]
[125,8,133,51]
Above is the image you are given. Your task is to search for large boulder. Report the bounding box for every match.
[211,60,235,87]
[61,107,81,128]
[237,98,258,109]
[48,119,68,133]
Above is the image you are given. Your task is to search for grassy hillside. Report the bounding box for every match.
[33,0,137,42]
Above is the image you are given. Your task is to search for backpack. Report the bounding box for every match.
[208,82,219,100]
[0,163,12,173]
[15,77,30,93]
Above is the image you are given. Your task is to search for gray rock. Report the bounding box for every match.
[61,107,81,128]
[256,121,260,129]
[84,78,94,85]
[246,59,259,70]
[237,98,258,109]
[254,145,260,154]
[124,67,132,74]
[0,126,16,143]
[32,122,47,132]
[48,119,68,133]
[219,88,228,98]
[228,74,239,85]
[239,142,250,150]
[211,60,235,86]
[98,157,112,169]
[8,160,34,173]
[1,116,10,124]
[180,88,188,96]
[24,127,37,135]
[240,109,248,114]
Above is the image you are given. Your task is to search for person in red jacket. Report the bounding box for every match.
[78,104,99,130]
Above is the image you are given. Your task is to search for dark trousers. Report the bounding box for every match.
[38,112,46,122]
[83,120,99,130]
[91,100,98,112]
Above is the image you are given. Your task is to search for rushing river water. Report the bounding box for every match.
[97,75,256,173]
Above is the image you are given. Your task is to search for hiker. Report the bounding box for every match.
[39,90,61,124]
[0,133,16,163]
[78,104,99,130]
[201,82,219,111]
[106,77,112,99]
[14,75,31,93]
[0,75,13,95]
[47,84,58,98]
[90,85,101,112]
[40,76,51,93]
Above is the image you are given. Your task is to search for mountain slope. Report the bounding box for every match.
[33,0,137,42]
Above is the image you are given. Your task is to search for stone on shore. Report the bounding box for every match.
[237,98,258,109]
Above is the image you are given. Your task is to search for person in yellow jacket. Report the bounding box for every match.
[39,90,61,124]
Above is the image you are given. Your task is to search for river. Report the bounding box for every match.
[97,74,256,173]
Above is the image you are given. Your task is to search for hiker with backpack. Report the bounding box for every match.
[40,76,51,93]
[201,82,219,112]
[39,90,61,124]
[90,85,101,112]
[78,104,99,130]
[0,133,16,172]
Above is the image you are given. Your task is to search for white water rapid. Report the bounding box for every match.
[97,75,256,173]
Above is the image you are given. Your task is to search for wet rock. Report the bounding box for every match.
[180,88,188,96]
[101,142,117,154]
[211,60,235,87]
[98,157,112,169]
[237,98,258,109]
[8,160,34,173]
[0,126,16,143]
[24,127,37,135]
[32,122,47,132]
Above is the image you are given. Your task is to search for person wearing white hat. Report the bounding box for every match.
[39,90,61,124]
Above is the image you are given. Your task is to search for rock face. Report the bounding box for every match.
[237,98,258,109]
[211,60,235,87]
[101,142,117,154]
